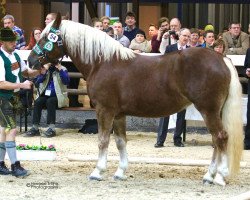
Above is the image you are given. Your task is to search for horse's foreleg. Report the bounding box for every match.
[113,116,128,180]
[89,109,114,181]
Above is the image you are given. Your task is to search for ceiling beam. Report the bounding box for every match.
[83,0,98,19]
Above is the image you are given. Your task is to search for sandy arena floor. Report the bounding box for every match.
[1,129,250,200]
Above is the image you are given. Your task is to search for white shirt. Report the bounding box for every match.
[177,43,188,50]
[0,46,28,83]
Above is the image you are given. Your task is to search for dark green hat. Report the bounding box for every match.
[0,28,18,41]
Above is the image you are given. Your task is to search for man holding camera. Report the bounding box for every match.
[159,18,181,54]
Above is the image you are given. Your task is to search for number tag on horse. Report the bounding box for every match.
[43,41,54,52]
[48,33,58,43]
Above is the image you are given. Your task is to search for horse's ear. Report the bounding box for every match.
[52,12,62,29]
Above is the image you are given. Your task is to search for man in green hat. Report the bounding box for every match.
[0,27,41,177]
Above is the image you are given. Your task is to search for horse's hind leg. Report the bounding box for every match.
[202,113,229,186]
[203,148,218,184]
[113,115,128,180]
[89,108,114,181]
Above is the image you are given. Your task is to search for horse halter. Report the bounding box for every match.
[32,27,65,66]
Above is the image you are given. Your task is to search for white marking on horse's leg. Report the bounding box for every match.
[203,149,217,184]
[89,149,108,181]
[114,136,128,180]
[203,160,217,184]
[213,153,228,186]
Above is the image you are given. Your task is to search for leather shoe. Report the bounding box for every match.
[174,141,184,147]
[154,143,164,148]
[244,144,250,150]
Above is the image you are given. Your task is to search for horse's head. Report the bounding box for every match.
[28,13,65,69]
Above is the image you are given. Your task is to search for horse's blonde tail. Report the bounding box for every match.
[223,57,243,176]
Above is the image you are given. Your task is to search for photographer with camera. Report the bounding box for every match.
[151,17,169,53]
[159,18,181,54]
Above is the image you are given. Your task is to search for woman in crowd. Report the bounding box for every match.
[24,27,42,50]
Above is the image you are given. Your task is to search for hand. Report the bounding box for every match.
[40,67,47,75]
[55,63,62,70]
[162,31,170,39]
[43,63,51,70]
[21,80,33,89]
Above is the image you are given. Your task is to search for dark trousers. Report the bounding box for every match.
[62,62,81,107]
[245,80,250,147]
[157,109,186,144]
[32,96,58,125]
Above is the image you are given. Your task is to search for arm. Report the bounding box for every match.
[233,33,249,55]
[0,80,32,90]
[55,64,70,85]
[151,35,161,53]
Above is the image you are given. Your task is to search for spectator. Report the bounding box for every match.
[189,28,202,47]
[223,22,249,55]
[244,47,250,150]
[198,29,205,46]
[217,32,223,40]
[201,30,215,49]
[45,13,57,26]
[148,24,158,44]
[155,28,191,148]
[24,27,42,50]
[123,11,139,42]
[159,18,181,54]
[213,39,225,54]
[92,18,103,31]
[151,17,169,53]
[113,21,130,47]
[104,26,114,37]
[0,28,41,177]
[100,16,110,31]
[129,29,151,53]
[25,63,70,138]
[2,14,26,50]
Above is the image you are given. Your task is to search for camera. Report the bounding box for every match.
[169,30,176,35]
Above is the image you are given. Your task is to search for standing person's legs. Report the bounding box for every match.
[244,80,250,150]
[0,98,29,177]
[155,117,170,147]
[173,109,186,147]
[44,96,58,137]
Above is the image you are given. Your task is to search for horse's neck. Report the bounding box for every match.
[69,57,88,79]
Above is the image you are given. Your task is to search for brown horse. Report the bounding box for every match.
[28,13,243,186]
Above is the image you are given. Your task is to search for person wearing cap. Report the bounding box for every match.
[223,21,249,55]
[0,28,42,177]
[204,24,215,32]
[2,14,26,50]
[129,29,151,53]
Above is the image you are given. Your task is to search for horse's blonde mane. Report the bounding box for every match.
[42,20,135,64]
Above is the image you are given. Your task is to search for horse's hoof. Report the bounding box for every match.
[213,173,226,186]
[203,179,213,185]
[88,176,103,181]
[113,175,127,181]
